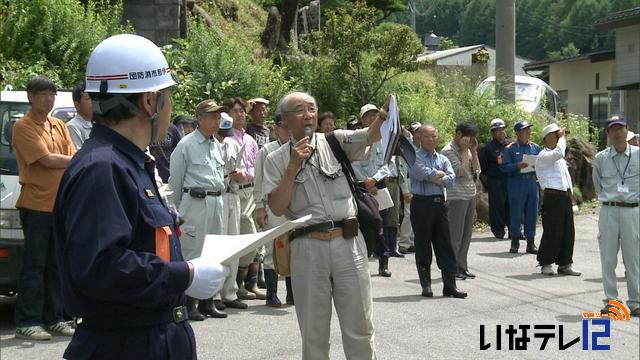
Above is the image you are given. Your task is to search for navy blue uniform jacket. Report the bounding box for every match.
[53,124,195,359]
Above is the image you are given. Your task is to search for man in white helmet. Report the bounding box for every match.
[53,34,229,359]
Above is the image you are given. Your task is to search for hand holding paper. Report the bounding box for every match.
[185,258,230,299]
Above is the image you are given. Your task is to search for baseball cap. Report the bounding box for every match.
[627,130,636,142]
[541,123,561,139]
[219,112,233,129]
[514,120,532,132]
[196,99,223,116]
[490,118,506,130]
[606,114,626,128]
[359,104,379,118]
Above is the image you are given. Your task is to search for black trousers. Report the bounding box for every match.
[15,208,64,327]
[537,191,575,266]
[487,176,510,237]
[410,195,457,273]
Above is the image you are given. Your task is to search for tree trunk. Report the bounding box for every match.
[280,0,299,45]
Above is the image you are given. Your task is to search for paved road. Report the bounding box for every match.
[1,209,638,359]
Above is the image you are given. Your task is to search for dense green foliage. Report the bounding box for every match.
[166,20,295,116]
[0,0,132,89]
[285,2,422,118]
[395,0,639,60]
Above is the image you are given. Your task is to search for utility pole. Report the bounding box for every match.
[495,0,515,104]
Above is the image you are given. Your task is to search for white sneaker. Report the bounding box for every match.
[44,321,75,336]
[541,265,555,276]
[558,265,582,276]
[15,326,52,341]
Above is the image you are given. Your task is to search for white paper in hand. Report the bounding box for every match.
[374,188,394,210]
[521,154,537,173]
[200,214,312,265]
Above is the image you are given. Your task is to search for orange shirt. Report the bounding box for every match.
[12,113,76,212]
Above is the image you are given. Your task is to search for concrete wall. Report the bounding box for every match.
[123,0,181,46]
[435,48,530,76]
[549,59,614,118]
[613,24,640,86]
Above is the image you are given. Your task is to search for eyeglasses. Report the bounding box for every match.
[285,107,317,117]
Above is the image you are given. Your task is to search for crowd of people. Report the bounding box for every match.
[9,33,639,359]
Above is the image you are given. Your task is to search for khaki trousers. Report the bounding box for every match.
[290,233,376,360]
[219,191,241,302]
[598,205,639,311]
[178,195,224,261]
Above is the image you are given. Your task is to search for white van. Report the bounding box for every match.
[477,75,560,121]
[0,90,75,295]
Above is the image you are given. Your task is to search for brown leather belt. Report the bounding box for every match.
[387,177,399,183]
[544,188,571,196]
[307,228,343,240]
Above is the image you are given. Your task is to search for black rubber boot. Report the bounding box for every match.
[526,237,538,254]
[244,262,267,300]
[285,276,294,305]
[509,237,519,253]
[187,296,205,321]
[383,227,405,258]
[417,267,433,297]
[198,298,227,318]
[264,269,282,307]
[378,256,392,277]
[442,272,468,298]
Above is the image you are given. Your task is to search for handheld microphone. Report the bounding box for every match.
[303,126,313,140]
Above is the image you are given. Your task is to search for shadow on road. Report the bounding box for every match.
[373,294,434,303]
[505,273,549,281]
[247,305,292,317]
[404,278,443,285]
[583,277,626,283]
[477,252,528,259]
[471,236,508,243]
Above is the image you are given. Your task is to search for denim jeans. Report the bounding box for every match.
[15,208,64,327]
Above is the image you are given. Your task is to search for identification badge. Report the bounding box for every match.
[618,183,629,193]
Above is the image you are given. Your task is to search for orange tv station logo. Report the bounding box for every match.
[581,300,630,321]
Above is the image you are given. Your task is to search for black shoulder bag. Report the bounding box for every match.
[325,132,383,256]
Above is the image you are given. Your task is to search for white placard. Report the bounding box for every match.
[380,95,400,164]
[200,214,312,265]
[374,187,394,210]
[521,154,537,173]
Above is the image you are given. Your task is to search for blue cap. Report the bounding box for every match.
[514,120,532,132]
[606,114,626,128]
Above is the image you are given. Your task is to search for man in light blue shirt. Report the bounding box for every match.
[409,125,466,299]
[66,83,93,150]
[592,115,639,317]
[169,100,226,321]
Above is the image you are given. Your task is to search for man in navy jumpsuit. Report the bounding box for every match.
[479,118,511,239]
[53,34,227,359]
[500,120,541,254]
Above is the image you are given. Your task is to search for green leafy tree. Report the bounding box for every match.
[303,2,422,106]
[0,0,132,89]
[547,43,580,60]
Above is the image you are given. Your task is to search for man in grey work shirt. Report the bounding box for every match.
[66,83,93,149]
[263,91,389,360]
[169,99,226,321]
[592,115,639,317]
[409,125,467,299]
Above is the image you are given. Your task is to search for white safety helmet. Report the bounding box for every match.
[85,34,176,94]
